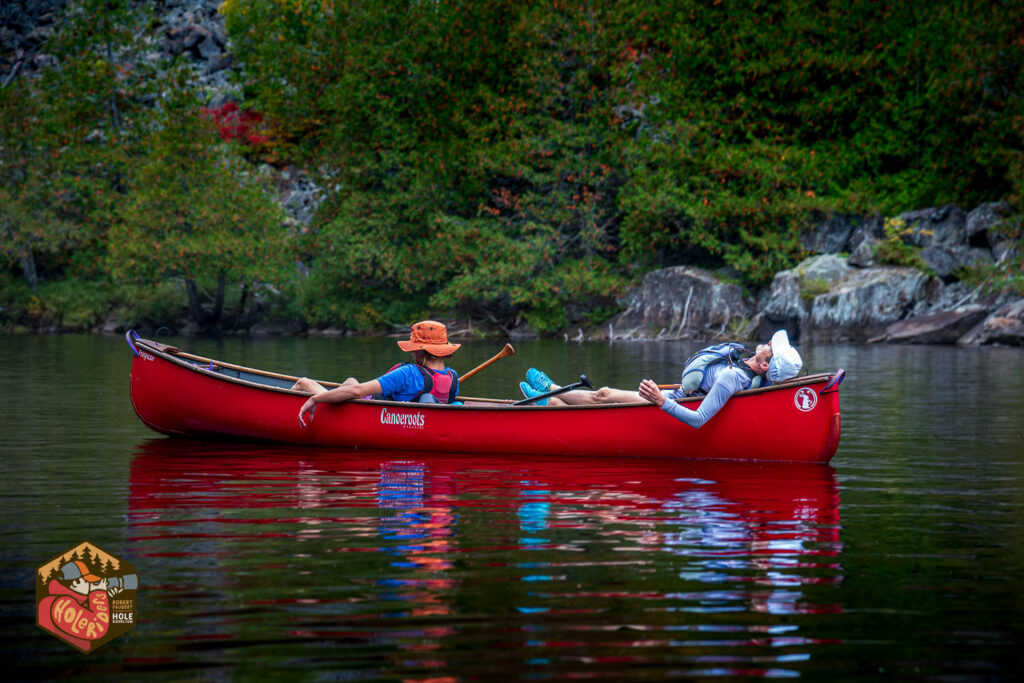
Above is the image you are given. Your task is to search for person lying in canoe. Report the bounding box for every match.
[295,320,461,426]
[519,329,802,429]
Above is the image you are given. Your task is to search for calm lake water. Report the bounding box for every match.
[3,333,1023,680]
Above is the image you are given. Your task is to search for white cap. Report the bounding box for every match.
[768,329,802,383]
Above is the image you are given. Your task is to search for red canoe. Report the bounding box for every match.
[127,332,844,463]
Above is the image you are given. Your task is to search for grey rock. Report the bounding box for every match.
[847,215,884,267]
[849,237,881,267]
[966,201,1010,246]
[807,267,931,341]
[164,11,190,35]
[925,281,976,312]
[183,25,210,49]
[957,299,1024,346]
[759,270,806,340]
[163,36,185,57]
[793,254,853,284]
[921,244,958,278]
[205,53,234,74]
[250,319,305,336]
[848,214,884,242]
[968,246,994,267]
[870,305,991,344]
[990,222,1019,264]
[609,266,754,340]
[276,167,324,226]
[508,324,541,340]
[1,28,16,52]
[209,22,228,47]
[919,244,992,279]
[758,255,854,340]
[896,205,967,247]
[25,25,53,46]
[0,0,67,81]
[196,35,220,60]
[801,213,854,255]
[206,92,236,109]
[32,52,57,69]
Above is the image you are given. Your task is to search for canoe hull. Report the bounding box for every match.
[128,339,842,463]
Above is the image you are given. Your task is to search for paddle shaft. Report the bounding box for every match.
[513,374,593,406]
[460,343,515,383]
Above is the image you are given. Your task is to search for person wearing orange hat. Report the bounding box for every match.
[295,320,462,426]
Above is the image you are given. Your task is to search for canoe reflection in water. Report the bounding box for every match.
[376,460,457,619]
[128,439,843,676]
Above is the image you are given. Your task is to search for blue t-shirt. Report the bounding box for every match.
[375,365,459,402]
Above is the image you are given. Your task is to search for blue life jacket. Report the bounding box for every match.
[377,363,459,403]
[679,342,764,396]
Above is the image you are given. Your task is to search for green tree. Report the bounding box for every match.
[108,84,291,331]
[9,0,1017,333]
[1,0,156,291]
[598,0,1023,286]
[0,79,70,292]
[225,0,630,331]
[430,1,629,330]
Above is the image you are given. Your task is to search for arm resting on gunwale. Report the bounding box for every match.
[316,380,383,403]
[658,368,748,429]
[298,379,384,426]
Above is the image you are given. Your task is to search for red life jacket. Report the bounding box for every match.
[380,363,459,403]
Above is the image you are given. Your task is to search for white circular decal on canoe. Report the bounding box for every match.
[794,387,817,412]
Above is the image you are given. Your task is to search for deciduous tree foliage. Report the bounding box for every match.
[108,82,289,331]
[0,81,69,293]
[223,0,1022,330]
[0,0,146,291]
[3,0,1022,332]
[2,0,295,329]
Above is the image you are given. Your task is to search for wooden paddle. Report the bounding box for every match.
[459,343,515,383]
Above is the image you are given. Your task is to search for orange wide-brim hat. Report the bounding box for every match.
[397,320,461,357]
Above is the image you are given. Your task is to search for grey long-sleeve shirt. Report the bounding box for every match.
[660,364,753,429]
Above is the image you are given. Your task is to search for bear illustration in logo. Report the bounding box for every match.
[794,387,818,412]
[36,542,138,653]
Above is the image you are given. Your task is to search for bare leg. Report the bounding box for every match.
[548,386,643,406]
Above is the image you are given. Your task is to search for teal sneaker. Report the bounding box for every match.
[526,367,554,392]
[519,381,548,406]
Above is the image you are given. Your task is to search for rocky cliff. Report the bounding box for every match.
[607,203,1022,346]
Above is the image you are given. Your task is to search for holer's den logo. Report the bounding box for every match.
[36,541,139,653]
